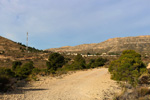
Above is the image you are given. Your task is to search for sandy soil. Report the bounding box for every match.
[1,68,121,100]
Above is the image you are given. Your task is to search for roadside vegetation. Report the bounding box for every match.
[109,50,146,86]
[0,52,108,92]
[2,49,150,100]
[0,61,35,92]
[109,50,150,100]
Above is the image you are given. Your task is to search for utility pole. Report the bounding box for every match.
[26,32,28,51]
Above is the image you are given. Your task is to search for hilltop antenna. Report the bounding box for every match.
[26,32,28,51]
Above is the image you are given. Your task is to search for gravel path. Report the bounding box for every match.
[1,68,121,100]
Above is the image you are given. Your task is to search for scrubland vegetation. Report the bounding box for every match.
[1,49,150,100]
[109,50,146,86]
[109,50,150,100]
[0,52,108,92]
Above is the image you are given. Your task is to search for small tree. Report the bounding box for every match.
[15,61,34,79]
[70,54,86,70]
[46,53,65,72]
[109,50,146,86]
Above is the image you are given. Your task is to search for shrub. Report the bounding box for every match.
[87,59,95,68]
[109,50,146,86]
[88,57,108,68]
[46,53,65,72]
[0,68,15,92]
[68,54,86,70]
[32,68,41,75]
[55,68,68,76]
[69,62,85,70]
[15,61,34,79]
[0,68,14,77]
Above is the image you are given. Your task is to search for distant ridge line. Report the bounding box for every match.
[46,35,150,55]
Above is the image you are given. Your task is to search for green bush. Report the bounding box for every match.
[69,62,85,70]
[0,68,14,77]
[87,59,95,68]
[109,50,146,86]
[28,68,41,81]
[68,54,86,70]
[87,57,107,68]
[15,61,34,79]
[0,68,14,92]
[32,68,41,75]
[46,53,65,72]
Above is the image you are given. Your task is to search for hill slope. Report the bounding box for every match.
[47,35,150,55]
[0,36,48,68]
[0,36,25,53]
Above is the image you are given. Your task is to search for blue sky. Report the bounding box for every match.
[0,0,150,49]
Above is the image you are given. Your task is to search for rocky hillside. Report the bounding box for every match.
[0,36,48,68]
[47,35,150,55]
[0,36,28,57]
[0,36,24,52]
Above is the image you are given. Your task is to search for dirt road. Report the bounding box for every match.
[2,68,121,100]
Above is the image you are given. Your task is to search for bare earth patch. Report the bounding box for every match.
[1,68,121,100]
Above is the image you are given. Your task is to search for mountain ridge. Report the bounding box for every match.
[46,35,150,55]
